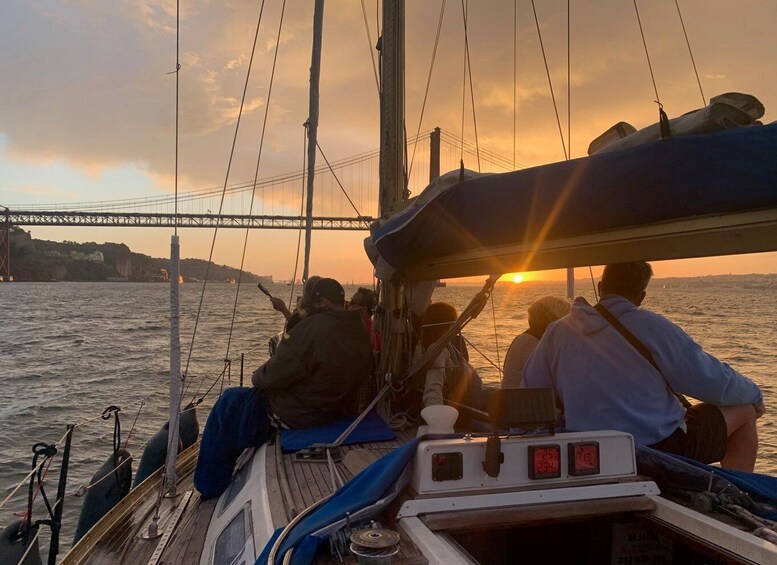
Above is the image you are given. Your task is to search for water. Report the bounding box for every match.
[1,280,776,554]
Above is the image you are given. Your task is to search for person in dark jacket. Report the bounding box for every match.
[252,277,373,429]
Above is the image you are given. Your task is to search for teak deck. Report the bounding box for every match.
[64,428,425,565]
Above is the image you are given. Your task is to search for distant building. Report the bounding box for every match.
[115,251,131,278]
[257,275,274,284]
[70,250,104,263]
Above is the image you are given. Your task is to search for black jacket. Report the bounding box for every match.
[252,308,373,428]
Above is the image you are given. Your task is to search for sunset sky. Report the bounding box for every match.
[2,0,776,283]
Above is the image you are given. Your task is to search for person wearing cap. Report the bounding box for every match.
[251,278,373,429]
[268,275,321,332]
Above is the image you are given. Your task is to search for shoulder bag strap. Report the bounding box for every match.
[594,303,692,408]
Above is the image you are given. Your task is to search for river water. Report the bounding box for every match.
[1,280,776,553]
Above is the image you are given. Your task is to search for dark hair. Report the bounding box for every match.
[601,261,653,300]
[420,302,458,348]
[354,287,376,309]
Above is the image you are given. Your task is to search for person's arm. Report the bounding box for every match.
[269,296,292,321]
[651,318,763,407]
[252,320,314,390]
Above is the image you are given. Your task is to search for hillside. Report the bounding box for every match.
[6,227,269,283]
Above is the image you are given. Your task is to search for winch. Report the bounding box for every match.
[349,526,400,564]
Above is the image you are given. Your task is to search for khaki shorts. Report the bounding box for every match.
[649,403,728,464]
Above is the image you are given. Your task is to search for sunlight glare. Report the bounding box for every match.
[512,273,524,284]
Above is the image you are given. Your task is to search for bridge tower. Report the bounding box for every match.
[0,207,11,282]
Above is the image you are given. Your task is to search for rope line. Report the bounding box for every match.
[531,0,568,160]
[567,0,571,159]
[674,0,705,105]
[459,0,467,161]
[513,0,517,169]
[461,336,501,373]
[589,266,599,302]
[633,0,661,105]
[461,0,481,172]
[174,0,180,234]
[489,292,502,377]
[288,124,308,306]
[360,0,380,96]
[407,0,446,180]
[181,0,268,388]
[0,430,69,512]
[225,0,286,365]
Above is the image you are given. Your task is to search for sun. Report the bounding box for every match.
[511,273,524,284]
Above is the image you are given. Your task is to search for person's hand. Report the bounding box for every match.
[269,296,291,319]
[754,402,766,419]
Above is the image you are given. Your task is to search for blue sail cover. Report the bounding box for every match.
[369,124,777,281]
[256,438,423,564]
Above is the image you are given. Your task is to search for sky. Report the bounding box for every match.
[2,0,777,283]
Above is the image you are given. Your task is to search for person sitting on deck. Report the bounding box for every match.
[502,295,570,389]
[195,278,372,500]
[253,277,374,429]
[522,261,765,471]
[413,302,486,412]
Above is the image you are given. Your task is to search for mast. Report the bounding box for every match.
[302,0,325,283]
[379,1,405,217]
[378,0,405,376]
[158,1,184,521]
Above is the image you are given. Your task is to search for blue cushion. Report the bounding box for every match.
[280,409,395,453]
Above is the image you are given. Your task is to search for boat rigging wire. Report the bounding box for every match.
[174,0,180,235]
[674,0,706,105]
[567,0,571,158]
[513,0,517,169]
[316,141,364,218]
[71,434,154,497]
[361,0,381,96]
[407,0,446,180]
[461,0,481,172]
[530,0,568,160]
[224,0,287,366]
[489,293,502,377]
[589,265,599,302]
[288,124,308,305]
[122,396,147,451]
[15,529,40,565]
[181,0,268,390]
[462,335,502,373]
[459,1,467,162]
[633,0,662,106]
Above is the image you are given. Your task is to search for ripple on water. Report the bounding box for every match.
[2,281,777,544]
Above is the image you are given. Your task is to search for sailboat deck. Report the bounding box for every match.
[267,426,428,564]
[63,443,217,565]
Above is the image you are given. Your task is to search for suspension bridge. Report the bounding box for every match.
[1,128,518,278]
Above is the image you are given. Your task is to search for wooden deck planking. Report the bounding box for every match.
[159,494,217,565]
[271,425,425,564]
[266,440,291,526]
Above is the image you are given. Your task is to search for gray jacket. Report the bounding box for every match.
[252,308,373,428]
